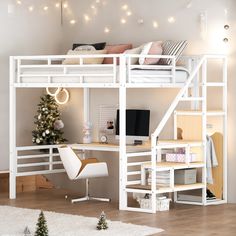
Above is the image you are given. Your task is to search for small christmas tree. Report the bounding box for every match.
[32,94,67,145]
[35,211,49,236]
[96,211,108,230]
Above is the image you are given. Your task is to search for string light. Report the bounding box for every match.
[43,6,49,11]
[91,5,95,9]
[63,3,68,9]
[55,3,60,8]
[153,21,159,28]
[84,14,91,22]
[120,18,126,24]
[16,0,22,5]
[168,16,176,23]
[126,11,132,16]
[70,19,76,25]
[28,6,34,12]
[122,4,128,10]
[104,27,110,33]
[96,0,100,3]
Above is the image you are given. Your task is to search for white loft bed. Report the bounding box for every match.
[9,53,227,213]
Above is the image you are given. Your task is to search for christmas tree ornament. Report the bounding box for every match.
[32,95,67,145]
[54,120,64,130]
[35,211,49,236]
[96,211,108,230]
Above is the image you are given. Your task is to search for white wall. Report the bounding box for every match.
[0,0,63,169]
[58,0,236,202]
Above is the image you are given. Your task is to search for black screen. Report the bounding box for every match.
[116,109,150,137]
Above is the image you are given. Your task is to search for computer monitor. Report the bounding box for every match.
[115,109,150,143]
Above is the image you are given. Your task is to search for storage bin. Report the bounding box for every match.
[174,168,197,185]
[166,153,197,163]
[137,197,171,211]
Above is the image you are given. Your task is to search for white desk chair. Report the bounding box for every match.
[58,146,110,203]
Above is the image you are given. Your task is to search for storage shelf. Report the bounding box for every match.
[126,183,205,194]
[142,162,205,170]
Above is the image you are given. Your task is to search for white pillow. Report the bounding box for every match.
[63,49,107,64]
[74,45,96,51]
[124,46,144,65]
[139,42,153,65]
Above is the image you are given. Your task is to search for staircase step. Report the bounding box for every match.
[180,97,204,101]
[175,110,225,116]
[205,82,225,87]
[157,139,203,148]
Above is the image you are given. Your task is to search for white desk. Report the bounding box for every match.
[72,142,151,153]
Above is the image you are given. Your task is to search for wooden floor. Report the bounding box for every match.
[0,189,236,236]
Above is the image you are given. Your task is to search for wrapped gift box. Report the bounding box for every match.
[166,153,197,163]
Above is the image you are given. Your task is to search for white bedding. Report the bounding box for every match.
[20,66,189,84]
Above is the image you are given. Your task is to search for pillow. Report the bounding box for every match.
[103,44,132,64]
[72,42,106,50]
[159,40,188,65]
[74,45,96,51]
[139,41,163,65]
[63,50,107,65]
[124,46,144,65]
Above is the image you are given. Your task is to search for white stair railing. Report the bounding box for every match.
[152,55,206,144]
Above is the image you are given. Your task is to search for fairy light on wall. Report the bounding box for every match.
[168,16,176,23]
[43,6,49,11]
[63,2,68,9]
[121,18,126,24]
[84,14,91,22]
[153,21,159,28]
[28,6,34,12]
[70,19,76,25]
[126,11,132,16]
[122,4,128,11]
[55,2,60,8]
[104,27,110,33]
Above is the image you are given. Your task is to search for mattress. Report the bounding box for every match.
[19,66,189,84]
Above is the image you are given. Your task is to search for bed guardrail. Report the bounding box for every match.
[11,54,201,88]
[11,54,120,87]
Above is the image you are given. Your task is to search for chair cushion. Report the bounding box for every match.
[79,158,98,174]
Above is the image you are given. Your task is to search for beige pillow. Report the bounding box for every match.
[63,49,107,64]
[124,46,144,65]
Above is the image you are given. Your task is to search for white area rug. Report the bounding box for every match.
[0,206,163,236]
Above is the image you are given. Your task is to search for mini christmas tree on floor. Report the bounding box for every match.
[32,94,67,145]
[35,211,49,236]
[96,211,108,230]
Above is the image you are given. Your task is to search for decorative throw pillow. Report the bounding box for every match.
[63,50,107,64]
[72,42,106,50]
[74,45,96,51]
[103,44,132,64]
[124,46,144,65]
[139,41,163,65]
[159,40,188,65]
